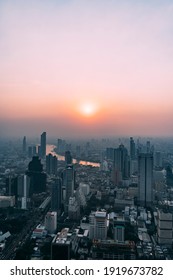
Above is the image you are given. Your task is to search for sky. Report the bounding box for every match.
[1,0,173,139]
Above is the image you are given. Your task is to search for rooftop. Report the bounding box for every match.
[95,211,107,218]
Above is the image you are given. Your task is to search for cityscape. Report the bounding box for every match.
[0,133,173,260]
[1,0,173,261]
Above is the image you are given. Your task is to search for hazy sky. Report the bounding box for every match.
[1,0,173,138]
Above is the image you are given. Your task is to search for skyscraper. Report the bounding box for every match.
[51,177,62,215]
[114,144,129,180]
[146,141,151,153]
[57,138,66,154]
[76,145,81,158]
[138,153,153,207]
[26,156,46,193]
[28,146,33,158]
[40,132,46,158]
[106,147,114,161]
[68,196,80,220]
[154,151,163,169]
[22,136,27,154]
[65,151,72,165]
[6,175,18,197]
[130,137,136,160]
[17,174,31,209]
[62,164,75,212]
[46,153,58,175]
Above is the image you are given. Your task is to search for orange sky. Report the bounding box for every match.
[1,0,173,138]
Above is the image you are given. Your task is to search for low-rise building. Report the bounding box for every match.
[0,196,15,207]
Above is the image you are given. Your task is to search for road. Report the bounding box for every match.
[0,209,45,260]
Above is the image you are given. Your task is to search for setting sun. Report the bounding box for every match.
[79,103,98,117]
[1,0,173,138]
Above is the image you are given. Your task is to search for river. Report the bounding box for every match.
[46,144,100,167]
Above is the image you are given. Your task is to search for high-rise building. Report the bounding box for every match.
[94,211,107,240]
[130,137,135,160]
[51,178,62,215]
[38,145,41,157]
[32,145,37,156]
[51,228,71,260]
[138,153,153,207]
[157,209,173,247]
[22,136,27,154]
[46,153,58,175]
[68,196,80,220]
[154,151,163,169]
[114,217,125,243]
[79,183,90,196]
[27,145,38,158]
[28,146,33,158]
[17,175,31,209]
[57,139,66,154]
[6,176,18,197]
[65,151,72,165]
[76,187,87,207]
[26,156,46,193]
[113,144,129,182]
[57,139,62,153]
[40,132,46,158]
[106,147,114,161]
[130,159,138,176]
[45,211,57,234]
[146,141,151,153]
[62,164,75,212]
[111,169,122,185]
[89,211,108,240]
[76,145,81,158]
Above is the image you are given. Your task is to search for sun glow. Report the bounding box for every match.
[79,103,98,117]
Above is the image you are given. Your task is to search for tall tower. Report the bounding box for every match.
[17,174,31,209]
[57,139,66,154]
[26,156,46,193]
[130,137,135,160]
[40,132,46,158]
[138,153,153,207]
[57,139,63,153]
[154,151,163,169]
[65,151,72,165]
[51,177,62,215]
[114,144,129,180]
[62,164,75,212]
[146,141,151,153]
[106,147,114,161]
[22,136,27,154]
[46,153,58,175]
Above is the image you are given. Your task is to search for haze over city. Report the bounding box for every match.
[1,0,173,138]
[2,0,173,265]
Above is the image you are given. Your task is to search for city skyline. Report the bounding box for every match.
[1,0,173,138]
